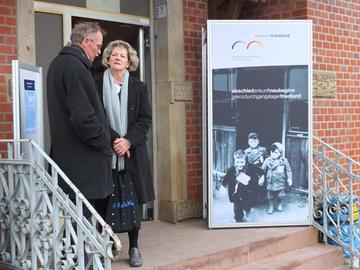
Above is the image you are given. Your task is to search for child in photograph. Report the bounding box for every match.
[260,142,292,214]
[245,132,267,205]
[244,132,267,168]
[222,149,263,222]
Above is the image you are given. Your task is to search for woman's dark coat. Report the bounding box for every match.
[47,45,113,200]
[96,74,155,204]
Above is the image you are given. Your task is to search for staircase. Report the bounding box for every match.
[1,137,358,270]
[110,220,348,270]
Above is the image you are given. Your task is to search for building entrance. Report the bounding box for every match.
[34,3,154,220]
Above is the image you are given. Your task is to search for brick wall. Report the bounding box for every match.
[309,0,360,161]
[241,0,360,162]
[183,0,207,200]
[183,0,360,200]
[242,0,307,19]
[0,0,16,145]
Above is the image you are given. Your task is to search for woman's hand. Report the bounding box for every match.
[113,137,132,158]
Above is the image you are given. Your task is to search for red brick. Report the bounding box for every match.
[5,16,16,25]
[4,0,16,6]
[0,7,12,16]
[0,25,15,35]
[0,112,11,127]
[0,65,11,73]
[0,103,12,112]
[0,45,15,54]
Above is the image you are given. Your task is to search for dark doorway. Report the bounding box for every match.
[213,66,286,152]
[233,67,285,151]
[71,17,154,220]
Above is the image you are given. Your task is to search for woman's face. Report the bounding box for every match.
[108,46,129,72]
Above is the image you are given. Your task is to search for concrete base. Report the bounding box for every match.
[158,200,202,223]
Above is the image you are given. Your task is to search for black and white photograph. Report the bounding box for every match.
[210,65,310,227]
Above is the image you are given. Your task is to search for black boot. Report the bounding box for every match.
[129,247,143,267]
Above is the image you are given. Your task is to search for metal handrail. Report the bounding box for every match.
[312,136,360,267]
[0,139,121,269]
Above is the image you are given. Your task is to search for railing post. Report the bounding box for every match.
[0,142,12,264]
[76,194,85,269]
[51,166,60,269]
[347,159,359,268]
[335,153,340,243]
[7,142,16,266]
[29,142,37,270]
[321,141,328,244]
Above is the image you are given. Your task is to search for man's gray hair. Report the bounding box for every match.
[70,22,106,45]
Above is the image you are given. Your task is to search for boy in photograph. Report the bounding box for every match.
[260,142,293,214]
[245,132,267,205]
[244,132,267,168]
[222,149,263,222]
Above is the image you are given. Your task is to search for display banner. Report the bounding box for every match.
[207,20,312,228]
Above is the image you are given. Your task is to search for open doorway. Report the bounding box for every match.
[35,10,154,220]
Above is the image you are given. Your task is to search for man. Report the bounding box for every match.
[47,22,113,217]
[222,149,263,222]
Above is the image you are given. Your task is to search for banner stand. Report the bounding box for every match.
[206,20,312,228]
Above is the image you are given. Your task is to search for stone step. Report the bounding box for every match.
[111,220,319,270]
[231,244,344,270]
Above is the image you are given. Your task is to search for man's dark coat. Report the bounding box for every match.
[47,45,113,199]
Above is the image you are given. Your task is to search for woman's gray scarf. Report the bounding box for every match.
[102,69,129,171]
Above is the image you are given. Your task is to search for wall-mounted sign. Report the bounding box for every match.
[12,60,44,158]
[154,4,167,19]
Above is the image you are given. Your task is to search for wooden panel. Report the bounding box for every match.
[213,125,236,173]
[285,135,308,191]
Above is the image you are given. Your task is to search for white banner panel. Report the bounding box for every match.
[207,20,312,228]
[12,60,44,159]
[209,20,312,69]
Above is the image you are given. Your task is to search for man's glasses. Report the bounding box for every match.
[89,38,102,50]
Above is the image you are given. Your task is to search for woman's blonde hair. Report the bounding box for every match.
[101,40,139,71]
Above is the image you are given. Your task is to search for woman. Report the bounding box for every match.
[96,40,155,267]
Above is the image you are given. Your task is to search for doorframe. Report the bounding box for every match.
[34,1,158,220]
[35,1,150,45]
